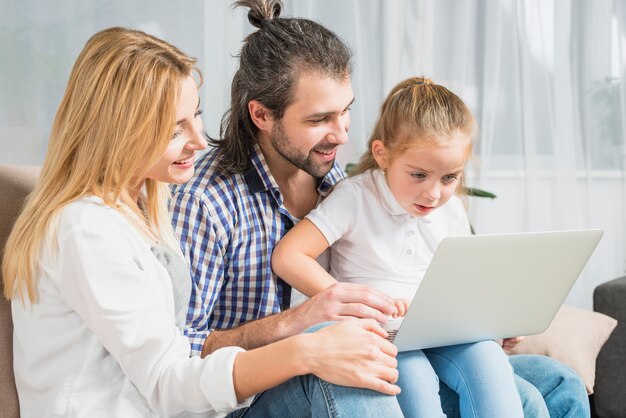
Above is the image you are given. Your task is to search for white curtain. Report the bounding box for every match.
[2,0,624,308]
[376,0,626,308]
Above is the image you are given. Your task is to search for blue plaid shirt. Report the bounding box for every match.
[170,144,345,356]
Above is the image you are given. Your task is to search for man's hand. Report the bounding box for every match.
[202,282,398,357]
[292,282,398,331]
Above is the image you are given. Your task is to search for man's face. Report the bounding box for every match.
[269,72,354,178]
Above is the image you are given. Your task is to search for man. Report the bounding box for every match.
[171,1,589,416]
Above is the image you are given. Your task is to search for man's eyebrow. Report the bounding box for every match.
[304,97,355,119]
[175,97,202,125]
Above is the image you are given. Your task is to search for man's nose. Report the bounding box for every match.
[327,117,349,145]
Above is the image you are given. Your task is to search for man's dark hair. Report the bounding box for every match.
[209,0,352,174]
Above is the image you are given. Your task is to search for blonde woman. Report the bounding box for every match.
[2,27,403,417]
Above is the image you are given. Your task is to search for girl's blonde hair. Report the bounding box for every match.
[353,76,475,180]
[2,27,200,303]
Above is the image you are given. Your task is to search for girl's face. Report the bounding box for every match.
[144,75,206,185]
[373,132,471,217]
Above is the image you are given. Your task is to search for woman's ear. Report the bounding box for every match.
[248,100,273,133]
[371,139,388,169]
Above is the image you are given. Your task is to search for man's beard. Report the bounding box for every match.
[270,120,336,178]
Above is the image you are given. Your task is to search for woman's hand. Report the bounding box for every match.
[501,336,525,351]
[300,319,401,395]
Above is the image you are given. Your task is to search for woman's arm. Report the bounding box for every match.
[272,219,337,297]
[232,319,401,401]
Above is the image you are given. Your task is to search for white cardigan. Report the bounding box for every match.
[12,196,252,417]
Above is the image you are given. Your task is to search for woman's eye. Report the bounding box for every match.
[194,109,203,118]
[171,128,183,140]
[411,172,426,180]
[442,175,459,183]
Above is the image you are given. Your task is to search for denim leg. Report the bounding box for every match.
[509,354,590,418]
[513,373,550,418]
[228,322,404,418]
[396,350,446,417]
[424,341,523,418]
[228,374,403,418]
[438,374,551,418]
[438,383,460,418]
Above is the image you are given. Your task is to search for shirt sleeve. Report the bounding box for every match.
[170,191,228,357]
[53,213,253,415]
[306,180,358,245]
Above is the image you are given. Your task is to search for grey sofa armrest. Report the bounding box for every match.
[593,276,626,418]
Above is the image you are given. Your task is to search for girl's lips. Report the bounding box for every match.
[414,204,434,214]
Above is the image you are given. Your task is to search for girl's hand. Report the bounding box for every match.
[501,336,525,351]
[301,319,401,395]
[392,298,410,318]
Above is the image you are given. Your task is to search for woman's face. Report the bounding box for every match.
[144,75,206,185]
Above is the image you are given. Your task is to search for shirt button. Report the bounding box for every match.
[406,249,413,255]
[406,230,414,237]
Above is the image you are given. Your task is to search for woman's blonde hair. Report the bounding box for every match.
[2,27,200,303]
[353,76,475,182]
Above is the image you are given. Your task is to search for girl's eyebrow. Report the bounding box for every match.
[406,164,464,175]
[175,97,201,125]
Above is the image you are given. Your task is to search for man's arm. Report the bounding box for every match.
[202,281,398,356]
[171,189,398,357]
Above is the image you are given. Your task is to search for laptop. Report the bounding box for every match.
[385,229,603,352]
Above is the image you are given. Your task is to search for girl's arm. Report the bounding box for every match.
[272,219,337,297]
[232,318,401,401]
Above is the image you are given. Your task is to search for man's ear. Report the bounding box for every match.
[371,139,388,169]
[248,100,273,133]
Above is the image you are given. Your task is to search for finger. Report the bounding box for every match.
[333,284,397,314]
[359,376,401,396]
[354,318,389,339]
[375,363,400,384]
[338,303,390,322]
[377,338,399,359]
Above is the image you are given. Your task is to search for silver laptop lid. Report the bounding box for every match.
[392,229,603,352]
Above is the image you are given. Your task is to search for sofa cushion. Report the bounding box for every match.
[0,165,40,418]
[507,304,617,394]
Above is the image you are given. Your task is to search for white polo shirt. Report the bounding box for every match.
[307,169,471,300]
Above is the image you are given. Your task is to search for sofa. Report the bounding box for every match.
[0,164,624,417]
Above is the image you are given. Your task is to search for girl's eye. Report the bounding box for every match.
[442,175,459,184]
[411,172,426,180]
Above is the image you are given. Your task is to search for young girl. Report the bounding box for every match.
[2,27,405,417]
[272,76,524,417]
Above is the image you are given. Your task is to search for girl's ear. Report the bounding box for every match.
[371,139,388,169]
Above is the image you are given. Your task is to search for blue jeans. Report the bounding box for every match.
[226,322,404,418]
[226,374,403,418]
[440,354,590,418]
[396,341,523,418]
